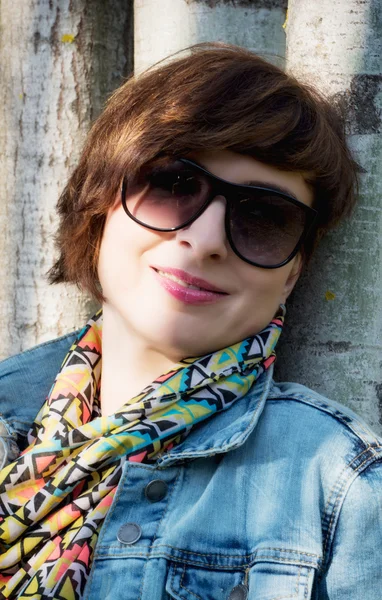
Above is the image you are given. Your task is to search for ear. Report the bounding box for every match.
[282,254,303,302]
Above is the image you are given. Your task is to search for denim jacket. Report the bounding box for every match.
[0,331,381,600]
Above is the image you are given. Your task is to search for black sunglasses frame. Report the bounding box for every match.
[121,158,318,269]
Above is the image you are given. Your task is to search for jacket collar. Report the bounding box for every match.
[157,365,273,467]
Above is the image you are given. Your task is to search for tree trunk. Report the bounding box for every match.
[276,0,382,433]
[134,0,287,73]
[0,0,133,358]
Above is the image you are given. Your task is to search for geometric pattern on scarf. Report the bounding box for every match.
[0,306,285,599]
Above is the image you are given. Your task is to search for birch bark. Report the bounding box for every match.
[0,0,132,358]
[134,0,287,73]
[276,0,382,433]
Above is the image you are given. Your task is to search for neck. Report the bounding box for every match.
[100,304,177,416]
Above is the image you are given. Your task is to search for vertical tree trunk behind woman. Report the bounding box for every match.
[0,0,133,358]
[276,0,382,434]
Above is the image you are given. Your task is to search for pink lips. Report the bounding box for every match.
[151,266,229,305]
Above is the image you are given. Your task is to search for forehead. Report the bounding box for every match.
[187,150,314,208]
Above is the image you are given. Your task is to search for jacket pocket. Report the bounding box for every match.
[166,561,248,600]
[166,560,317,600]
[248,560,316,599]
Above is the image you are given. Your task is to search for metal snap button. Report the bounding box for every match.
[228,584,248,600]
[144,479,168,503]
[117,523,142,545]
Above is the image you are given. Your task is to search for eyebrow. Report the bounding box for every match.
[242,180,298,200]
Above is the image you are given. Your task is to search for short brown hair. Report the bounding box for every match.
[49,42,359,301]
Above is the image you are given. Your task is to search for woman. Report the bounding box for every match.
[0,43,381,600]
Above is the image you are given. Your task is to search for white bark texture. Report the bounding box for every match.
[134,0,287,73]
[0,0,132,358]
[275,0,382,433]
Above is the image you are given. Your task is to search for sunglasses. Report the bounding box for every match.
[121,158,317,269]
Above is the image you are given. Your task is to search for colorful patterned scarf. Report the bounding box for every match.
[0,307,284,599]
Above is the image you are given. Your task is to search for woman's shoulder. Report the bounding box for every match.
[259,378,382,474]
[259,380,382,587]
[0,331,80,437]
[269,379,381,441]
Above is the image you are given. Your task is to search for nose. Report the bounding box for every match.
[175,195,228,263]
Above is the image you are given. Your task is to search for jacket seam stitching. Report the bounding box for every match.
[136,469,182,600]
[179,562,203,600]
[267,396,381,447]
[96,543,321,560]
[93,551,319,569]
[322,454,382,571]
[322,446,376,525]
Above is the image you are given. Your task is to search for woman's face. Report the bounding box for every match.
[98,150,313,359]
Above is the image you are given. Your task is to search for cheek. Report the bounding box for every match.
[235,266,292,332]
[100,207,142,258]
[98,209,135,287]
[242,266,290,303]
[97,206,162,290]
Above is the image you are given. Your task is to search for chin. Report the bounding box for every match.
[143,322,220,359]
[153,331,207,359]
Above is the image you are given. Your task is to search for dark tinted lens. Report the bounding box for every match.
[124,162,209,229]
[230,192,307,266]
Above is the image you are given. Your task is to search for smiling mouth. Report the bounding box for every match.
[151,266,228,294]
[153,269,209,291]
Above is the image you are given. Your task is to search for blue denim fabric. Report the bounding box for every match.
[0,334,381,599]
